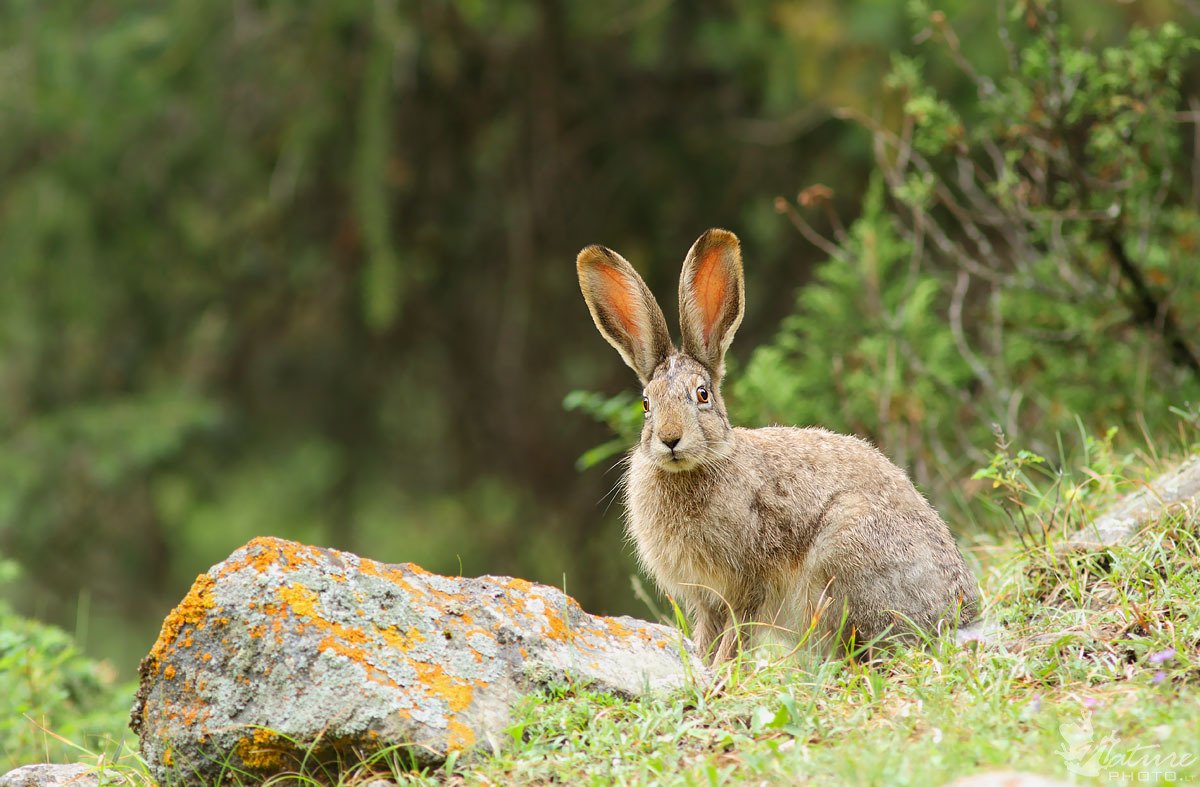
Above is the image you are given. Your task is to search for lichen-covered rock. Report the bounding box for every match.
[131,537,704,782]
[1071,455,1200,547]
[0,764,101,787]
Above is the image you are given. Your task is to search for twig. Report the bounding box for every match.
[1106,234,1200,377]
[950,269,998,394]
[774,197,846,260]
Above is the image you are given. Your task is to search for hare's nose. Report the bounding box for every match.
[661,437,681,450]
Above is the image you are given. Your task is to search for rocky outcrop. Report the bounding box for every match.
[131,537,703,783]
[0,765,103,787]
[1071,455,1200,547]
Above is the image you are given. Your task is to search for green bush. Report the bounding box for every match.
[0,559,133,768]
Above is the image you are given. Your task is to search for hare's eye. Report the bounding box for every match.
[642,396,650,414]
[696,385,710,404]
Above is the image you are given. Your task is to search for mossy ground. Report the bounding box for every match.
[7,446,1200,786]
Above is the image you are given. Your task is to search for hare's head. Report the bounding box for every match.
[577,229,745,472]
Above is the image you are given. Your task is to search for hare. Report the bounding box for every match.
[576,228,979,663]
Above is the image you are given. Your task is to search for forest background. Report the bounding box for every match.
[2,0,1199,682]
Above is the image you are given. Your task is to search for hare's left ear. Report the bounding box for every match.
[679,229,744,384]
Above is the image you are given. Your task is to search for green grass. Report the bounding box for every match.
[434,495,1200,786]
[0,579,137,773]
[6,442,1200,785]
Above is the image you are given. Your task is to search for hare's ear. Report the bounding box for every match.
[577,245,673,384]
[679,229,744,384]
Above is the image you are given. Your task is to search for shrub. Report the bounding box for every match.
[0,558,133,767]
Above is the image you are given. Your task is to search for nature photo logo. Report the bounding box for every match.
[1058,712,1196,783]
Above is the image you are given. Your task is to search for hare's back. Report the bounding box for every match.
[733,425,927,501]
[736,426,978,638]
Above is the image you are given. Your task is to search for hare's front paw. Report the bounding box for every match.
[691,605,728,664]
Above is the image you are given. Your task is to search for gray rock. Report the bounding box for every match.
[1071,455,1200,547]
[131,537,705,783]
[0,765,98,787]
[954,618,1004,648]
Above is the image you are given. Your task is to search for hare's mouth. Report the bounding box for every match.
[649,437,702,471]
[657,452,699,472]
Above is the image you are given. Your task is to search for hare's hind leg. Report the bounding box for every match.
[804,513,975,659]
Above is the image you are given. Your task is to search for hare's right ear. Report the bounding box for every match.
[577,245,673,384]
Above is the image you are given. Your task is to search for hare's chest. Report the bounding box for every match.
[625,475,739,602]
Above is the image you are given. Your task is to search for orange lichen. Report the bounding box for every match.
[447,719,476,752]
[276,582,320,618]
[539,606,573,642]
[358,559,418,595]
[218,537,322,580]
[146,573,216,672]
[317,634,372,667]
[234,728,289,771]
[602,618,634,639]
[181,706,202,727]
[413,662,475,712]
[163,665,177,680]
[376,625,426,652]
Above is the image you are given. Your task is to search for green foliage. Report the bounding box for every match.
[571,11,1200,529]
[735,175,971,483]
[0,584,133,769]
[562,390,642,470]
[972,441,1048,498]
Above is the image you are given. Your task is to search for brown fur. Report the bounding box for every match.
[577,229,979,663]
